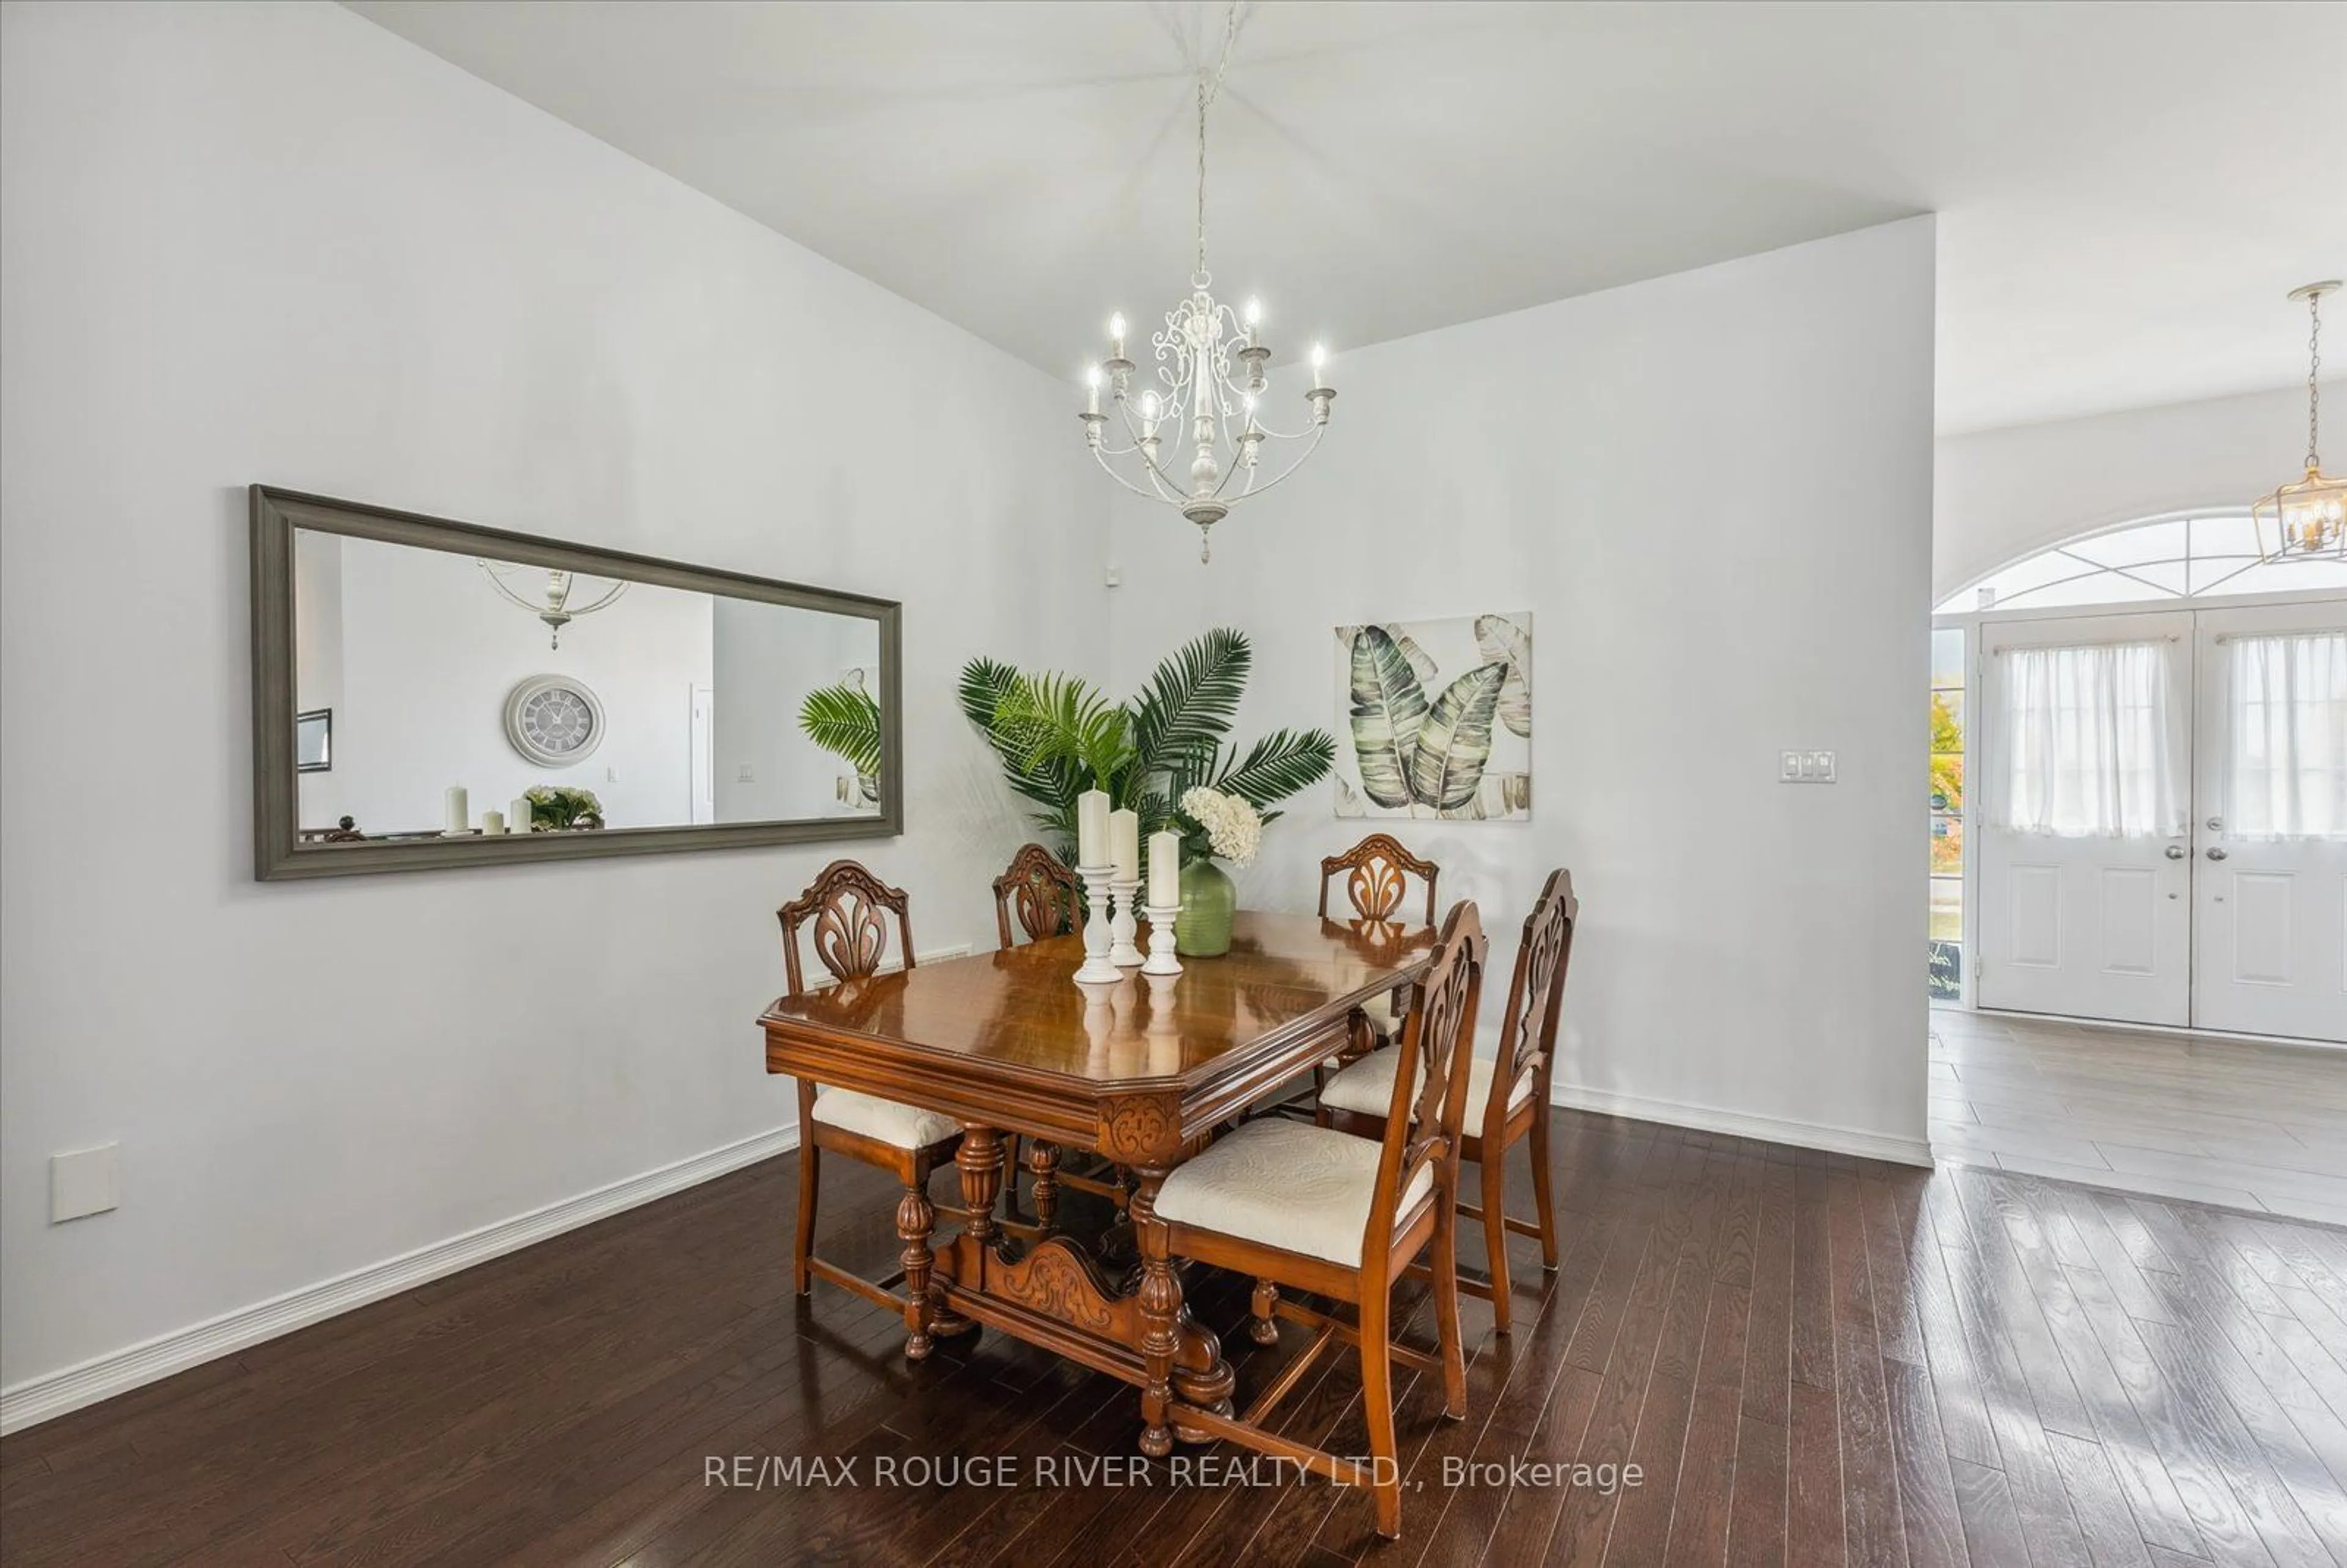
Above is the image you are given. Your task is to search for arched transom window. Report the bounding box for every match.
[1937,510,2346,615]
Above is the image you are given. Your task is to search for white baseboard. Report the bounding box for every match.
[0,1123,800,1435]
[1549,1082,1934,1169]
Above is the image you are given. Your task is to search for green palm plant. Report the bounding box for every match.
[958,628,1334,852]
[798,682,883,789]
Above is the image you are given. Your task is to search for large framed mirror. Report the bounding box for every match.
[250,486,902,880]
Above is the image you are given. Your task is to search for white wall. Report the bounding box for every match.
[0,0,1102,1401]
[1109,218,1937,1161]
[1934,382,2345,603]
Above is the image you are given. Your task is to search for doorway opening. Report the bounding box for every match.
[1925,509,2345,1220]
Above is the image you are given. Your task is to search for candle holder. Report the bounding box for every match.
[1109,877,1144,967]
[1142,903,1184,976]
[1074,866,1122,985]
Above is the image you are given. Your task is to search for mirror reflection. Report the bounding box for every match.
[291,528,884,841]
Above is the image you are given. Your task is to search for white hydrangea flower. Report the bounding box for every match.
[1180,786,1262,868]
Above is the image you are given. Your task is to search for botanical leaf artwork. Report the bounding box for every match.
[1475,613,1533,739]
[1410,662,1506,810]
[1348,625,1428,809]
[1334,614,1532,821]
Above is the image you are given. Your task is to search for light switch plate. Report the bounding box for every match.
[51,1143,119,1223]
[1780,749,1837,783]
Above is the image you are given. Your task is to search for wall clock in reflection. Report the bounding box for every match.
[504,674,605,768]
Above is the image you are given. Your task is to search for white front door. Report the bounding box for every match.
[2191,604,2347,1041]
[1977,612,2195,1026]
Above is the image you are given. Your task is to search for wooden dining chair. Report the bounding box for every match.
[1151,901,1488,1539]
[1318,832,1441,1054]
[782,859,964,1359]
[988,843,1112,1227]
[992,840,1081,949]
[1319,869,1576,1333]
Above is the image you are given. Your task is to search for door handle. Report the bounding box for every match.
[2206,847,2228,861]
[2164,845,2187,860]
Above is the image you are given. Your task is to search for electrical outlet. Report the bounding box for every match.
[1105,565,1123,588]
[736,763,755,783]
[51,1143,119,1223]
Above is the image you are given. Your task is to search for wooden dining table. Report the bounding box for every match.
[759,909,1438,1454]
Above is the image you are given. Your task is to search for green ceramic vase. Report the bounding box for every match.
[1175,857,1236,958]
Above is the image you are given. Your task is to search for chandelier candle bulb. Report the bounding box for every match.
[1084,364,1101,416]
[443,786,468,837]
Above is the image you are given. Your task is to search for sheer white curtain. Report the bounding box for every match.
[1997,642,2184,838]
[2228,631,2347,840]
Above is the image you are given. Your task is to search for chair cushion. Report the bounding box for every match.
[1154,1119,1436,1266]
[811,1088,960,1149]
[1320,1047,1534,1122]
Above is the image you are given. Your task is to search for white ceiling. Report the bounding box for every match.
[348,1,2345,434]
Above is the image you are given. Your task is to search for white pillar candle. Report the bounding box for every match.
[1148,830,1181,907]
[1076,788,1111,868]
[444,786,468,837]
[1109,809,1139,881]
[481,810,505,837]
[510,797,532,834]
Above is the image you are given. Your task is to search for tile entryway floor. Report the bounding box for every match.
[1931,1007,2347,1226]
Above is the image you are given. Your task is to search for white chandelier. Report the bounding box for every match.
[1079,1,1333,563]
[2253,280,2346,563]
[477,560,629,650]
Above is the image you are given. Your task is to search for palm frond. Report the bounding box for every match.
[798,684,883,777]
[957,656,1022,734]
[959,655,1083,819]
[1129,628,1249,783]
[1214,727,1337,808]
[992,673,1133,789]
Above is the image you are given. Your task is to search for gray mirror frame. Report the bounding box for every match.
[250,485,903,881]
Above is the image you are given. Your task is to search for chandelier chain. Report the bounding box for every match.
[1193,1,1247,285]
[2310,287,2324,469]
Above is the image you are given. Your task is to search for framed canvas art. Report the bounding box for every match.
[1334,612,1531,821]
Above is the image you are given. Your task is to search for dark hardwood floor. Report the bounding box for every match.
[8,1108,2347,1566]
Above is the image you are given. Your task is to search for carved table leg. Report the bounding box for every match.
[897,1174,935,1361]
[958,1126,1005,1252]
[1026,1140,1060,1236]
[1131,1167,1178,1457]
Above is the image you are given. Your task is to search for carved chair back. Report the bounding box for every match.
[1365,900,1486,1258]
[777,859,915,998]
[1318,832,1441,926]
[992,842,1081,950]
[1486,870,1577,1136]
